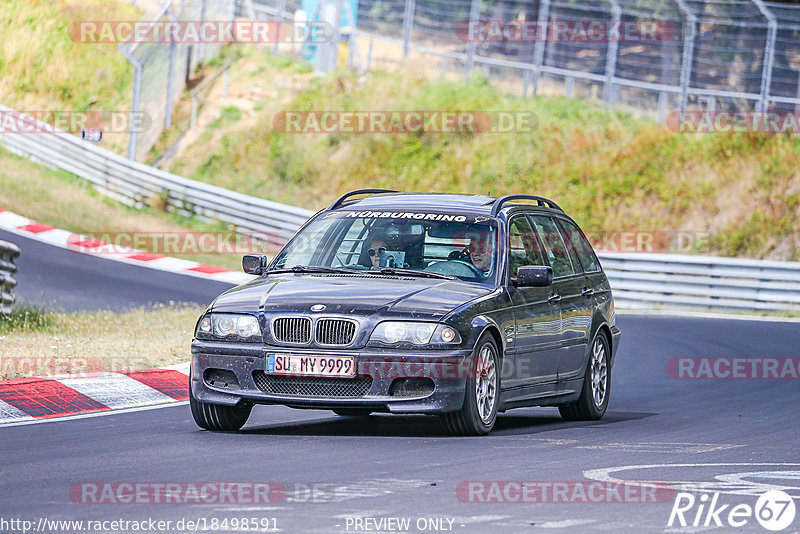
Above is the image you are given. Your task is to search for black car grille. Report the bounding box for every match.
[316,319,356,345]
[273,317,311,344]
[253,372,372,397]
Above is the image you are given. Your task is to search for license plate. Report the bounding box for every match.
[266,354,355,377]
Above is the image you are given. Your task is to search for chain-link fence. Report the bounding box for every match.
[247,0,800,120]
[120,0,235,161]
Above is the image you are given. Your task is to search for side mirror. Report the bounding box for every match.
[242,254,268,275]
[514,266,553,287]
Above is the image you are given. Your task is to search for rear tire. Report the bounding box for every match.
[558,332,610,421]
[190,383,252,431]
[440,333,500,436]
[333,409,373,417]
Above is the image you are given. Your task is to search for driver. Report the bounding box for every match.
[468,235,494,275]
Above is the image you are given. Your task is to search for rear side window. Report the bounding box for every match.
[556,218,600,273]
[529,215,577,278]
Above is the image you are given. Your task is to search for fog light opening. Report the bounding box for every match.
[389,378,435,398]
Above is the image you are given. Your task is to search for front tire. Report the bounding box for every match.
[558,332,610,421]
[190,383,252,431]
[440,333,500,436]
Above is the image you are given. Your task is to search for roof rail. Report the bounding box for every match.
[326,189,398,211]
[488,194,562,216]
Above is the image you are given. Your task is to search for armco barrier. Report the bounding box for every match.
[0,105,315,246]
[0,240,20,315]
[601,252,800,312]
[2,106,800,313]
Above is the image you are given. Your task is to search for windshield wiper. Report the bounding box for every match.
[266,265,362,275]
[368,267,456,280]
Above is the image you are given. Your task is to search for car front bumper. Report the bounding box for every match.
[190,341,472,414]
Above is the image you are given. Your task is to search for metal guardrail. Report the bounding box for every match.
[2,107,800,312]
[0,240,20,315]
[0,105,315,246]
[600,252,800,312]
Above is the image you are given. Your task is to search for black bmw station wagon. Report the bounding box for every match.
[191,190,620,435]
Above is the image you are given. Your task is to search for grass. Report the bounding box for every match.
[170,60,800,261]
[0,0,141,154]
[0,147,249,271]
[0,0,137,109]
[0,304,204,379]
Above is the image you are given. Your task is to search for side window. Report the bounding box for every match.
[508,216,544,278]
[529,215,577,278]
[556,218,600,273]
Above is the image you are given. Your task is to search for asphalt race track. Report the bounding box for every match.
[2,238,800,532]
[0,229,232,311]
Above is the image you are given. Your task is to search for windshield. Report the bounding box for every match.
[272,210,499,284]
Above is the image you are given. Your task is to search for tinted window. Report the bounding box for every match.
[556,218,600,273]
[529,215,576,278]
[508,216,545,278]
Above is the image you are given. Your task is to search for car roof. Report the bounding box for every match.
[333,192,563,217]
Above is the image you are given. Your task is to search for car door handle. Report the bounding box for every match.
[581,287,594,297]
[548,292,561,303]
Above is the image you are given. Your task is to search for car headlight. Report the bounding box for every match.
[196,313,262,342]
[370,321,461,345]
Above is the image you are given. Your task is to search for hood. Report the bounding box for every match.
[211,273,491,321]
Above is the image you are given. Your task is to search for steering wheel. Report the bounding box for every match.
[424,259,483,281]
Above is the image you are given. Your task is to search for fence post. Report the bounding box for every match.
[333,0,343,71]
[119,46,142,161]
[165,11,178,129]
[243,0,256,19]
[657,91,667,122]
[753,0,777,113]
[464,0,481,80]
[675,0,696,114]
[532,0,551,94]
[603,0,621,105]
[402,0,416,58]
[274,0,288,54]
[197,0,208,65]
